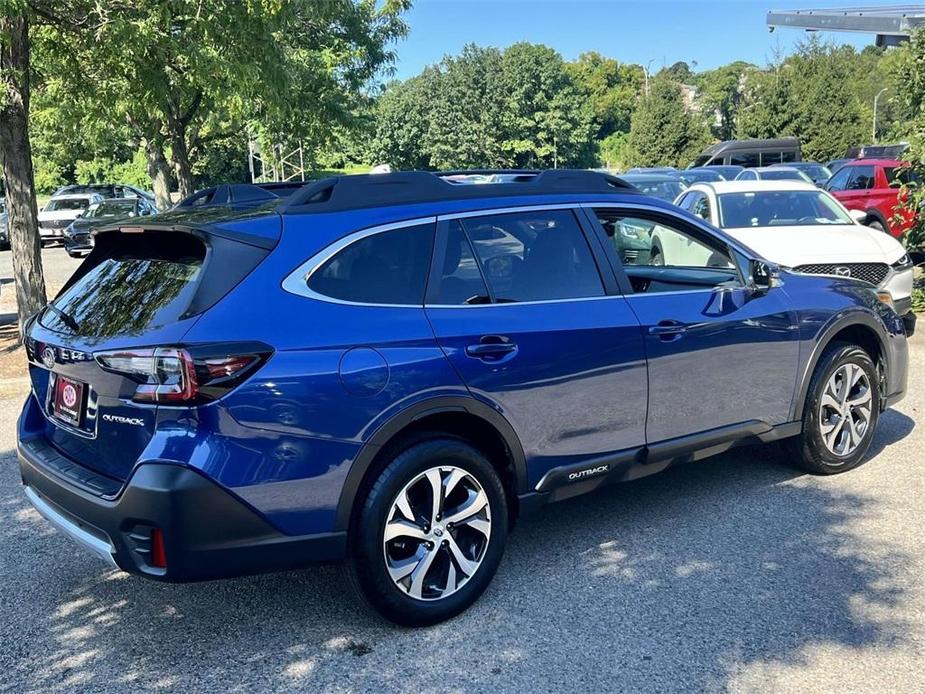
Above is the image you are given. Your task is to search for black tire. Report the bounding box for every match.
[650,247,664,266]
[347,437,508,626]
[784,343,880,474]
[867,219,888,234]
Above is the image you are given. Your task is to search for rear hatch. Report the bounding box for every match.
[25,213,278,483]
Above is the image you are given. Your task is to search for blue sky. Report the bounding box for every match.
[391,0,902,78]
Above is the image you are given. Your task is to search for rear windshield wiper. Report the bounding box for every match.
[44,303,80,333]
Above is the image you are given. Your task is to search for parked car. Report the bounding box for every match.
[826,158,853,174]
[674,180,915,319]
[38,193,104,244]
[19,170,910,626]
[0,197,8,250]
[173,182,308,210]
[735,166,814,183]
[691,137,802,168]
[824,159,919,238]
[680,168,724,185]
[770,161,832,186]
[63,197,158,257]
[53,183,156,205]
[695,164,744,181]
[626,167,679,176]
[619,173,687,202]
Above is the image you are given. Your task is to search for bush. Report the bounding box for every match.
[74,150,149,189]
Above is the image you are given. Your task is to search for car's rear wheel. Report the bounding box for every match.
[347,437,508,626]
[785,343,880,474]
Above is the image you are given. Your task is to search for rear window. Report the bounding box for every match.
[307,223,434,305]
[40,233,205,338]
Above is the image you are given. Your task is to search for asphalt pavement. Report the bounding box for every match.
[1,249,924,692]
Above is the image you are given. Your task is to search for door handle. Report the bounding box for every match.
[649,320,688,341]
[466,336,517,360]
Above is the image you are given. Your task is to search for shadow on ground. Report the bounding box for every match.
[0,410,916,692]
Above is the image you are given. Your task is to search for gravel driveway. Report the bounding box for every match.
[1,248,923,692]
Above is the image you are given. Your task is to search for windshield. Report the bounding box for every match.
[46,198,91,212]
[799,165,832,181]
[718,190,853,228]
[86,201,134,219]
[762,169,811,182]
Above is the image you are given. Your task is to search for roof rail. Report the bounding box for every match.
[278,169,638,214]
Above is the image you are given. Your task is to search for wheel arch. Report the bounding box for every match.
[334,397,527,532]
[790,312,888,421]
[864,207,891,232]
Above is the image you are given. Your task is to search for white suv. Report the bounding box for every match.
[666,180,914,315]
[38,193,104,244]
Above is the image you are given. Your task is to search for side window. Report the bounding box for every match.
[885,167,919,188]
[825,167,852,191]
[759,151,782,166]
[780,150,798,163]
[737,170,757,181]
[435,221,490,305]
[676,192,695,211]
[595,210,736,279]
[730,152,759,167]
[459,210,605,302]
[307,223,434,305]
[846,166,876,190]
[690,194,712,222]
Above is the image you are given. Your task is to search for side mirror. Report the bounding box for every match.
[749,259,781,293]
[848,209,869,225]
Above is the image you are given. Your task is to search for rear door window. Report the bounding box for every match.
[307,223,434,305]
[454,210,605,303]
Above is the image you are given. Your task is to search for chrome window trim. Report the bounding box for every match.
[426,294,625,309]
[436,203,579,221]
[280,216,437,307]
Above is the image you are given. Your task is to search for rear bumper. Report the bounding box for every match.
[18,436,346,581]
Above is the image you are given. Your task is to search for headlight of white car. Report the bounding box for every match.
[891,253,914,271]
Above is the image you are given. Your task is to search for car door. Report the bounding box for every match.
[588,204,800,444]
[837,165,876,213]
[425,205,648,486]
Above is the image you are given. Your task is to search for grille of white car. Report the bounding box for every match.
[794,262,889,286]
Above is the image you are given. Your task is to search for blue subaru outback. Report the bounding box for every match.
[18,170,910,625]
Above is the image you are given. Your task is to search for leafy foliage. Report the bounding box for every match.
[629,74,710,168]
[890,28,925,248]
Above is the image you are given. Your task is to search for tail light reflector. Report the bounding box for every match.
[150,528,167,569]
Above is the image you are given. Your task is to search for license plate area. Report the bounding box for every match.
[52,375,86,427]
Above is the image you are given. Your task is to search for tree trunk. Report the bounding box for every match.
[169,132,194,200]
[144,139,173,211]
[0,14,47,332]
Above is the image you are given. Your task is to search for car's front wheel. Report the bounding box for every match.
[347,437,508,626]
[785,343,880,474]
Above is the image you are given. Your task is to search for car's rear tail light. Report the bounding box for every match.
[150,528,167,569]
[95,343,271,404]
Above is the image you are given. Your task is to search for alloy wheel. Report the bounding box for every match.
[382,465,492,601]
[818,363,872,458]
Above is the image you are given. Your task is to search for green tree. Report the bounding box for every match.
[737,39,868,162]
[628,74,710,167]
[890,28,925,247]
[696,61,754,140]
[567,51,643,140]
[36,1,410,207]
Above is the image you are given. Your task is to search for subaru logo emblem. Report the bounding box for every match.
[835,266,851,277]
[41,347,55,370]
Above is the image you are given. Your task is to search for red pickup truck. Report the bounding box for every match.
[824,158,917,238]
